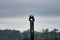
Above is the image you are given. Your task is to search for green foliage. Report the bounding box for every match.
[0,29,60,40]
[0,30,22,40]
[22,30,30,40]
[34,31,41,39]
[22,30,41,40]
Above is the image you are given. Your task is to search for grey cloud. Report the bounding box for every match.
[0,0,60,18]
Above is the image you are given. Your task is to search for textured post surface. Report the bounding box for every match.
[29,15,35,40]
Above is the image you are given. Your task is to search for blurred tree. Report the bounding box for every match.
[0,30,22,40]
[53,29,58,32]
[22,29,30,40]
[22,29,41,40]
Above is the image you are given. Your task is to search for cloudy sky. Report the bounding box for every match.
[0,0,60,32]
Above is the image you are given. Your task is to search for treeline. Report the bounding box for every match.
[0,29,60,40]
[0,30,22,40]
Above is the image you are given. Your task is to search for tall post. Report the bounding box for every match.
[29,15,35,40]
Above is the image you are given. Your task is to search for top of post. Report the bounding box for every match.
[29,15,35,21]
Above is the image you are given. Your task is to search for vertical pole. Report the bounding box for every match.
[30,20,34,40]
[29,15,35,40]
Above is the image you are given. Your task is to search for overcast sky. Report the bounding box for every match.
[0,0,60,32]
